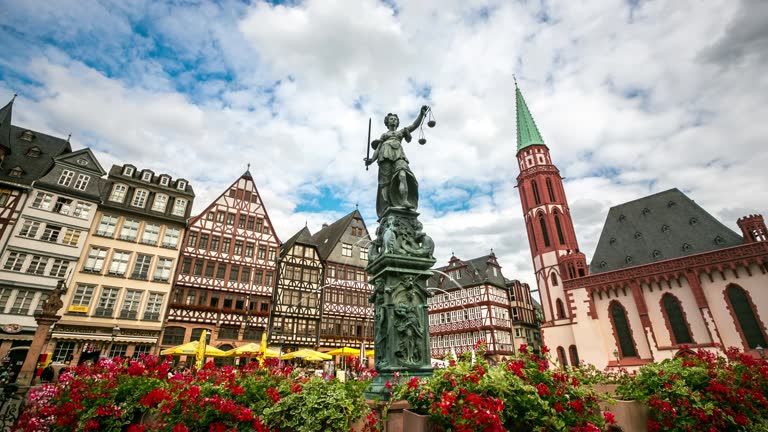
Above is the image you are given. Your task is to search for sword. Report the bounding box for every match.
[365,117,371,171]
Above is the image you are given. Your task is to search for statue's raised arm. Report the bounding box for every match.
[405,105,429,133]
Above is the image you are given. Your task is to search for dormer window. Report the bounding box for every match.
[109,184,128,202]
[58,169,75,186]
[26,147,41,157]
[177,180,186,191]
[131,189,149,208]
[20,131,35,141]
[141,171,152,182]
[714,235,725,245]
[160,176,170,186]
[8,166,23,177]
[123,166,134,176]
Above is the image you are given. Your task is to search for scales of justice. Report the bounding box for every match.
[362,105,438,399]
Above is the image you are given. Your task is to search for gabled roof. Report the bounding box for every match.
[310,209,362,260]
[53,148,106,176]
[280,226,316,258]
[589,188,743,274]
[427,252,507,289]
[515,82,546,152]
[0,125,71,187]
[0,96,14,153]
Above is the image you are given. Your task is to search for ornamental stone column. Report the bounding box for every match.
[16,280,66,386]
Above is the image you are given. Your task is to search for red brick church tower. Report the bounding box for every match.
[515,82,587,329]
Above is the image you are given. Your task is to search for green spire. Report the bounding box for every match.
[515,81,545,152]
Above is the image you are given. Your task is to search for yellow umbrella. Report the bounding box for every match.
[282,349,332,360]
[224,343,280,358]
[196,330,208,369]
[326,347,358,356]
[258,332,268,366]
[365,349,375,357]
[160,341,227,357]
[302,354,327,362]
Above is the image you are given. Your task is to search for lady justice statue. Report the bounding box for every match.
[364,105,429,218]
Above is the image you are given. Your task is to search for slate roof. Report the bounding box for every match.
[310,210,361,260]
[427,253,507,290]
[589,188,743,274]
[0,125,72,187]
[0,97,13,152]
[280,226,316,258]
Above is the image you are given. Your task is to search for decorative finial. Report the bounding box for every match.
[513,74,517,87]
[490,248,494,255]
[355,202,359,210]
[247,162,250,171]
[11,93,17,102]
[66,133,71,143]
[305,220,308,227]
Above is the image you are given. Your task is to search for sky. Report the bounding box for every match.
[1,0,767,289]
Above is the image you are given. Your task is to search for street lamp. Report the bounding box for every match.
[613,348,620,368]
[109,326,121,357]
[756,345,765,360]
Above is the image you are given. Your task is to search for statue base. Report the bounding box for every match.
[366,207,436,400]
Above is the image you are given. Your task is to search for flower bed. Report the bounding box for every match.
[14,356,372,432]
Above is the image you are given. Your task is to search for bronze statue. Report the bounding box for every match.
[41,279,66,316]
[365,106,429,218]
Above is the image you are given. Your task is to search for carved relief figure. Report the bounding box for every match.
[365,106,429,218]
[394,291,424,366]
[401,221,435,258]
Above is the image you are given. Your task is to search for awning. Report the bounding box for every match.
[51,333,157,344]
[0,334,34,341]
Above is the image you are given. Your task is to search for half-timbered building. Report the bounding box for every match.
[427,253,517,361]
[270,226,323,351]
[53,164,194,364]
[515,82,768,370]
[312,210,374,351]
[0,146,106,365]
[161,170,280,354]
[506,278,542,352]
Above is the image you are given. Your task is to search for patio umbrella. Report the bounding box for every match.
[160,341,227,357]
[282,349,332,360]
[223,343,280,358]
[365,349,375,357]
[326,347,358,356]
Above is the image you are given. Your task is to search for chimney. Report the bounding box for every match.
[322,223,329,230]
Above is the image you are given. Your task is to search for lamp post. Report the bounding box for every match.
[613,348,620,368]
[109,326,121,358]
[757,345,765,361]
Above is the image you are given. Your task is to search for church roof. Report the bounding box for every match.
[310,209,362,260]
[280,226,316,258]
[515,83,546,152]
[0,125,72,187]
[589,188,743,274]
[0,96,14,152]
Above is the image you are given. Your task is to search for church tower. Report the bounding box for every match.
[515,82,587,326]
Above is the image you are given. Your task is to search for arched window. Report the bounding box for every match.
[557,346,568,367]
[551,272,559,286]
[554,214,566,245]
[556,299,566,319]
[661,294,693,345]
[569,345,580,367]
[546,178,556,202]
[610,302,637,357]
[539,215,551,247]
[162,327,186,346]
[527,217,537,253]
[532,180,541,205]
[726,285,767,349]
[189,327,208,343]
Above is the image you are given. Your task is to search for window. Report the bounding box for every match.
[144,293,164,321]
[73,174,90,190]
[229,265,240,281]
[53,341,75,363]
[163,228,180,248]
[123,166,134,176]
[265,271,273,286]
[360,248,368,260]
[532,180,541,205]
[254,269,263,285]
[554,214,566,245]
[19,220,41,238]
[73,202,91,219]
[197,291,207,306]
[610,302,637,357]
[120,290,143,319]
[245,243,254,257]
[62,229,80,246]
[193,260,203,276]
[238,215,246,229]
[162,327,186,345]
[662,294,693,345]
[176,180,186,190]
[172,198,187,216]
[247,216,255,230]
[216,211,225,223]
[557,347,568,367]
[215,263,226,280]
[223,295,233,309]
[141,224,160,245]
[96,215,118,237]
[31,192,53,210]
[556,299,566,319]
[109,251,131,276]
[41,225,62,242]
[204,261,215,278]
[8,167,23,177]
[49,259,69,277]
[141,171,152,181]
[152,194,168,212]
[341,243,352,257]
[240,267,250,283]
[160,176,169,186]
[154,258,173,282]
[132,345,153,359]
[234,240,243,255]
[187,232,198,248]
[70,284,95,312]
[199,234,209,250]
[119,219,139,241]
[255,218,263,232]
[25,255,48,275]
[84,248,107,272]
[26,146,41,157]
[131,189,149,207]
[546,178,556,202]
[210,236,220,252]
[726,285,767,349]
[257,245,266,259]
[132,254,152,279]
[551,272,558,286]
[95,287,119,317]
[110,184,127,202]
[58,169,75,186]
[226,213,235,225]
[220,237,230,254]
[539,216,550,247]
[180,258,192,274]
[10,290,34,314]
